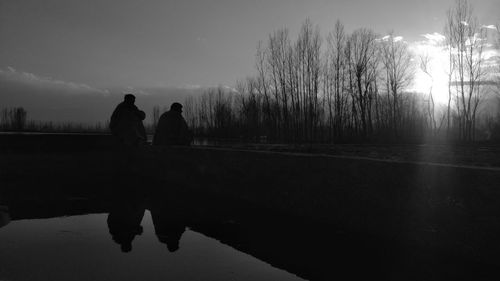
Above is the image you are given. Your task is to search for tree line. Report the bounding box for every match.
[181,0,499,143]
[0,107,107,133]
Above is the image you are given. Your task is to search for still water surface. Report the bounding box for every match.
[0,211,305,281]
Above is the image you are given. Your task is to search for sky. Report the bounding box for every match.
[0,0,499,122]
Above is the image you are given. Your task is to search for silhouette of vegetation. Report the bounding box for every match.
[180,0,499,144]
[0,107,27,131]
[445,0,489,141]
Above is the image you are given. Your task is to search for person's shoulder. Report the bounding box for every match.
[162,110,179,117]
[157,110,171,122]
[114,102,125,109]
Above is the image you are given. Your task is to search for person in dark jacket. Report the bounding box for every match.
[153,102,192,146]
[109,94,147,146]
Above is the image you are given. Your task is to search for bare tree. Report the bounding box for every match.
[183,19,447,143]
[267,28,291,140]
[1,107,27,131]
[294,19,322,141]
[444,28,455,138]
[151,105,161,130]
[255,41,273,138]
[324,20,349,140]
[183,96,197,132]
[346,28,379,138]
[494,24,500,97]
[379,33,414,137]
[445,0,488,141]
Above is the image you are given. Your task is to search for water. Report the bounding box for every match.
[0,190,398,281]
[3,187,493,280]
[0,210,304,281]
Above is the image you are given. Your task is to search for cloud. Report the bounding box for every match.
[483,55,500,68]
[394,36,403,42]
[421,33,446,45]
[176,84,237,92]
[122,86,151,96]
[464,33,487,47]
[196,37,207,43]
[481,25,498,30]
[483,48,500,60]
[377,35,404,43]
[0,66,109,95]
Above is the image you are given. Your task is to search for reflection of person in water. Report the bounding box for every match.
[107,200,146,253]
[109,93,147,146]
[150,201,186,252]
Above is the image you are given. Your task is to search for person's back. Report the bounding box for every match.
[153,102,192,146]
[110,94,147,146]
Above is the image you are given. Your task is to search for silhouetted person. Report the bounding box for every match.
[107,199,146,253]
[153,102,192,146]
[150,199,187,252]
[110,94,147,146]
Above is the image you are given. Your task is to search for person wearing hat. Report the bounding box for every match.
[109,94,147,146]
[153,102,192,146]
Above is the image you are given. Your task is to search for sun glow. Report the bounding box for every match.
[410,35,451,105]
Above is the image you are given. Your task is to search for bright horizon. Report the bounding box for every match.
[409,26,499,105]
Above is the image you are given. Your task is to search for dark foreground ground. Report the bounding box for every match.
[207,141,500,168]
[3,132,500,167]
[2,133,500,280]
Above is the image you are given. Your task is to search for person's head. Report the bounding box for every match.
[170,102,183,113]
[124,94,136,105]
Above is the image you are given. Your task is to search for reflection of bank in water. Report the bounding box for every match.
[0,205,11,229]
